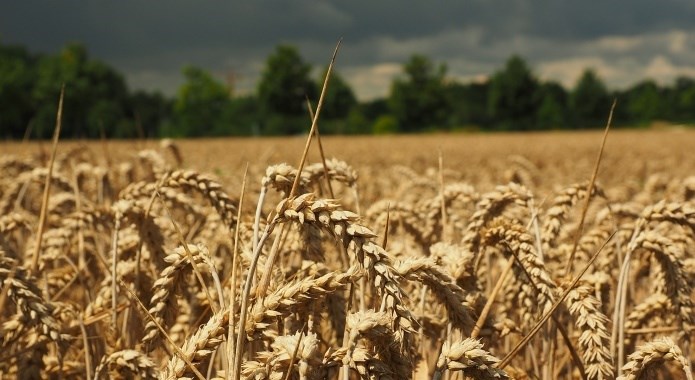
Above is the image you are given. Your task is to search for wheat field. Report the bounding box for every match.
[1,129,694,380]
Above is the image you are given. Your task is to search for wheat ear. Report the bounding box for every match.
[617,337,693,380]
[394,256,475,333]
[94,349,158,380]
[562,283,613,380]
[433,338,509,380]
[275,194,416,332]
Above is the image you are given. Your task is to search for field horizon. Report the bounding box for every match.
[3,127,694,190]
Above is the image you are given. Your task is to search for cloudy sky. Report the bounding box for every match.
[2,1,695,100]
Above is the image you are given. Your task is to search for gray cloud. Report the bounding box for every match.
[2,1,695,99]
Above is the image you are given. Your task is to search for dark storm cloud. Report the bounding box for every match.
[2,1,695,99]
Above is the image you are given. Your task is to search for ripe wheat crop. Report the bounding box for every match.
[1,130,694,379]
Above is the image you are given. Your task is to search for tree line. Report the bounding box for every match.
[2,42,695,139]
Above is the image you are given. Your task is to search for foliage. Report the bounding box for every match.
[0,44,36,139]
[372,114,399,134]
[344,107,371,134]
[257,45,316,117]
[319,67,358,122]
[570,69,610,128]
[32,43,130,138]
[389,54,451,132]
[625,80,664,125]
[314,67,359,135]
[253,45,318,135]
[670,77,695,121]
[228,95,260,136]
[2,40,695,138]
[446,82,490,128]
[173,66,234,137]
[536,82,568,129]
[128,90,174,138]
[487,55,540,130]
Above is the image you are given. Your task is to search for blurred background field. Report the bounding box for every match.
[3,128,694,195]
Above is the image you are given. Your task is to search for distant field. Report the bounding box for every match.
[2,128,694,379]
[2,128,694,191]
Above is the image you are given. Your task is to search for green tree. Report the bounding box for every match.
[488,55,540,130]
[129,90,173,138]
[670,77,695,122]
[372,114,398,134]
[228,95,260,136]
[446,82,490,128]
[625,80,664,124]
[361,98,389,122]
[172,66,233,137]
[355,98,391,134]
[389,54,450,132]
[32,43,130,138]
[0,44,37,138]
[344,107,371,134]
[570,69,610,128]
[318,68,357,132]
[314,68,358,134]
[257,45,316,134]
[536,81,568,129]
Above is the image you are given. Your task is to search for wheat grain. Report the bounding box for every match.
[433,338,509,380]
[94,349,159,380]
[2,131,695,379]
[275,194,416,332]
[561,282,613,380]
[481,218,556,325]
[394,256,475,333]
[0,253,68,345]
[143,244,214,351]
[617,337,693,380]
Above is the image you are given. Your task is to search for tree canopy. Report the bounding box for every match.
[173,66,232,137]
[0,44,36,138]
[488,55,540,130]
[256,45,317,134]
[32,43,130,138]
[389,54,450,131]
[570,69,611,128]
[1,41,695,139]
[536,81,568,129]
